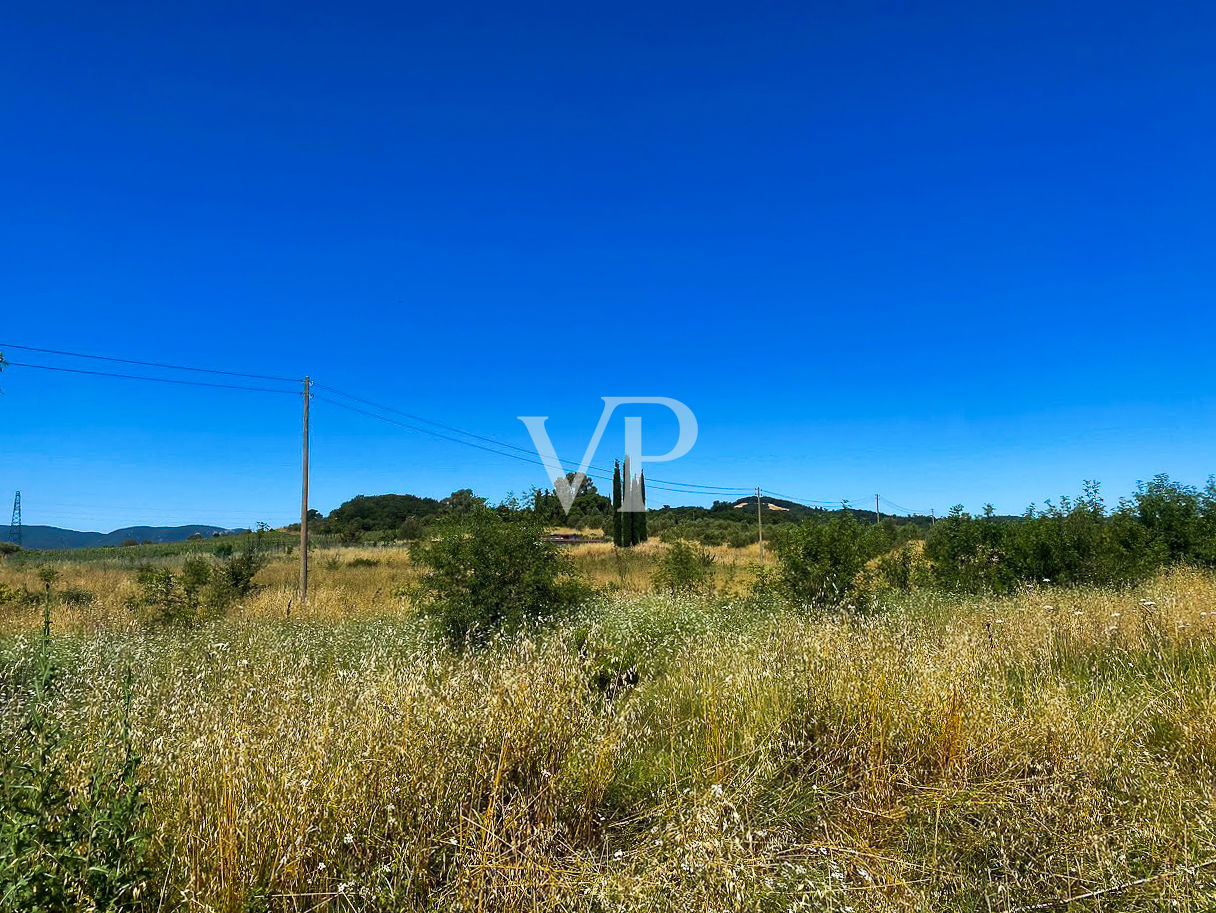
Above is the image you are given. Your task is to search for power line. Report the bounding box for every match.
[763,488,856,507]
[880,495,931,516]
[314,394,751,497]
[3,344,880,507]
[316,383,752,494]
[315,382,552,459]
[0,343,300,383]
[314,394,605,476]
[5,352,749,498]
[3,361,300,395]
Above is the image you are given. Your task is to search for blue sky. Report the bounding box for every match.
[2,0,1214,531]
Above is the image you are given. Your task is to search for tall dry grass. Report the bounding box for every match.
[2,550,1216,910]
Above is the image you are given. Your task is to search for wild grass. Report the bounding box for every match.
[2,549,1216,911]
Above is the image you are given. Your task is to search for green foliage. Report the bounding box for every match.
[126,566,203,627]
[532,474,612,531]
[870,541,927,592]
[653,539,716,596]
[396,517,427,541]
[612,462,623,548]
[613,457,647,547]
[1133,474,1212,564]
[206,526,271,607]
[924,504,1016,594]
[127,529,269,627]
[739,564,785,610]
[322,493,442,539]
[60,587,98,608]
[0,602,152,912]
[658,519,756,548]
[773,511,875,607]
[439,488,487,514]
[0,582,37,609]
[1004,484,1163,587]
[410,509,590,646]
[921,478,1216,593]
[334,522,363,545]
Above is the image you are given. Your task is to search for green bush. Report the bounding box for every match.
[127,531,269,627]
[1005,485,1164,587]
[126,566,202,627]
[0,582,37,609]
[0,601,152,911]
[922,481,1200,593]
[924,504,1016,594]
[870,541,927,592]
[410,509,590,646]
[773,512,873,607]
[209,528,270,604]
[59,587,98,608]
[653,539,716,596]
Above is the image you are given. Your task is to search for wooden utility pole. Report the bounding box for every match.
[300,376,311,605]
[756,486,764,562]
[875,494,881,525]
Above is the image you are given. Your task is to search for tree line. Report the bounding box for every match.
[770,475,1216,606]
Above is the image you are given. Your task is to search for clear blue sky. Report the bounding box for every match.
[2,0,1214,531]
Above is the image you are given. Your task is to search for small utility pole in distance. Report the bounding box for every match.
[300,376,311,606]
[756,486,764,562]
[875,493,881,525]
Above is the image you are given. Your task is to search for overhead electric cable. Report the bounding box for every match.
[315,382,752,493]
[315,394,751,497]
[3,361,299,395]
[0,342,300,383]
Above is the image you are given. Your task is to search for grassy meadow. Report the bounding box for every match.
[3,542,1216,911]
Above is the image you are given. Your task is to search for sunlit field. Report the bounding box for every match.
[3,545,1216,911]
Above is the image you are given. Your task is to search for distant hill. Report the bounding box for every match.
[2,525,249,550]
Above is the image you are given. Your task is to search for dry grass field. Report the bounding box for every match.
[3,546,1216,911]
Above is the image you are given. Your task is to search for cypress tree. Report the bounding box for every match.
[625,456,638,546]
[639,471,648,542]
[612,460,623,547]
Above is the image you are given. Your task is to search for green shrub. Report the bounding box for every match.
[410,509,589,646]
[924,482,1190,593]
[0,582,37,608]
[209,528,269,604]
[653,539,716,596]
[924,504,1016,594]
[1006,486,1164,587]
[127,532,269,628]
[0,601,152,911]
[773,512,871,607]
[59,587,97,608]
[126,566,199,627]
[740,564,785,610]
[870,541,927,592]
